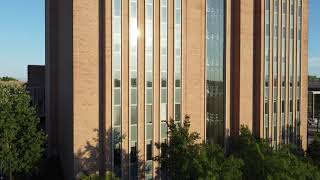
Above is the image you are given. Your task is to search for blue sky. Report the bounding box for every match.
[308,0,320,76]
[0,0,44,80]
[0,0,319,80]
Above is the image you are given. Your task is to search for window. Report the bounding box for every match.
[161,103,167,121]
[131,125,137,142]
[175,88,181,103]
[146,142,153,161]
[147,105,153,123]
[264,0,271,139]
[112,0,122,176]
[161,123,167,139]
[113,106,121,126]
[131,88,137,105]
[131,73,137,87]
[174,0,182,123]
[206,0,225,145]
[114,89,121,105]
[265,102,269,114]
[131,105,138,125]
[161,89,167,103]
[160,0,168,145]
[175,103,181,121]
[161,72,167,87]
[145,0,154,175]
[114,71,121,87]
[147,124,153,140]
[147,88,153,104]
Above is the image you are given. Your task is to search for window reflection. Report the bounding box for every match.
[264,0,270,139]
[273,0,279,146]
[160,0,168,142]
[206,0,225,145]
[288,0,294,141]
[112,0,122,177]
[145,0,154,176]
[174,0,182,122]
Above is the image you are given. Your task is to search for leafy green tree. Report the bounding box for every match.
[80,171,119,180]
[231,125,271,179]
[0,77,17,82]
[154,116,202,179]
[307,133,320,164]
[154,116,243,180]
[309,75,320,81]
[0,82,46,178]
[198,142,243,180]
[232,125,320,180]
[265,149,320,180]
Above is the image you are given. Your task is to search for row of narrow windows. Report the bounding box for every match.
[264,0,302,147]
[111,0,182,179]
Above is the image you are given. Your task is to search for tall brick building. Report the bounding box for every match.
[46,0,309,179]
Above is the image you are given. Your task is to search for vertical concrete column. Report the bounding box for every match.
[301,0,309,150]
[121,0,129,177]
[239,0,254,131]
[183,0,206,139]
[105,0,112,172]
[225,0,232,140]
[253,0,263,138]
[73,0,100,175]
[137,0,146,177]
[277,0,283,145]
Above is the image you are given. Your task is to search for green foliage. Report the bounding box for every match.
[0,76,18,82]
[154,116,243,180]
[232,125,320,180]
[307,133,320,164]
[80,171,119,180]
[0,82,46,176]
[265,150,320,180]
[309,75,320,81]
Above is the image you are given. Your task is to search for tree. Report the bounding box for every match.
[231,126,320,180]
[0,77,17,82]
[80,171,119,180]
[307,133,320,164]
[0,81,46,178]
[230,125,272,179]
[309,75,320,81]
[154,116,243,179]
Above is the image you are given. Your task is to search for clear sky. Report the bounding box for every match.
[0,0,44,81]
[0,0,319,80]
[308,0,320,76]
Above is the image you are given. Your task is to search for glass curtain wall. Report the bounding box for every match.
[112,0,122,176]
[160,0,168,143]
[289,0,294,142]
[206,0,225,145]
[174,0,182,123]
[296,0,302,143]
[281,0,287,144]
[129,0,138,178]
[273,0,279,146]
[145,0,153,178]
[264,0,271,139]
